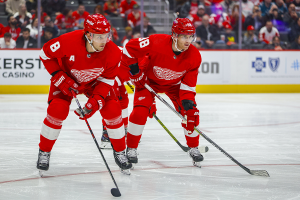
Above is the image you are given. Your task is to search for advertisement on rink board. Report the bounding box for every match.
[249,52,300,84]
[0,50,299,86]
[0,50,51,85]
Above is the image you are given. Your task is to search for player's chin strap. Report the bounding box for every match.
[172,36,184,52]
[84,34,100,52]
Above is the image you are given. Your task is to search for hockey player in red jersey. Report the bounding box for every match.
[37,14,132,175]
[118,18,203,167]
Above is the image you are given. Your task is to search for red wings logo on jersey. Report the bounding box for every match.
[71,68,105,83]
[153,66,186,80]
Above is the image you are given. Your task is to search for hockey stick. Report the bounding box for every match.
[144,84,270,177]
[126,82,208,153]
[70,89,122,197]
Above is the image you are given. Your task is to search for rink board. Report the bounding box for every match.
[0,50,299,94]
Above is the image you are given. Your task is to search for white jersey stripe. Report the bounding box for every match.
[123,45,133,58]
[39,48,50,60]
[180,83,196,92]
[97,77,115,86]
[115,76,122,86]
[41,123,61,140]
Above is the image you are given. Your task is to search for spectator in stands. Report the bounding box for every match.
[239,0,254,17]
[121,26,133,46]
[283,3,300,26]
[190,0,199,16]
[192,37,204,49]
[120,0,137,18]
[43,15,59,38]
[32,7,48,25]
[196,15,220,48]
[294,0,300,12]
[5,0,25,15]
[26,17,42,39]
[42,0,66,16]
[104,0,120,17]
[243,25,259,46]
[223,23,236,45]
[133,16,156,37]
[191,5,206,28]
[55,8,76,30]
[16,28,37,48]
[41,27,54,46]
[93,5,105,15]
[132,31,141,38]
[259,20,280,44]
[264,35,285,49]
[0,32,16,48]
[244,5,264,30]
[175,0,191,18]
[259,0,276,17]
[72,4,89,29]
[267,6,287,31]
[275,0,288,17]
[3,15,21,41]
[288,17,300,42]
[220,0,235,14]
[230,5,245,31]
[127,4,146,27]
[14,4,31,29]
[290,34,300,49]
[0,23,4,37]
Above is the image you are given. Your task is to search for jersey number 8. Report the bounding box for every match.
[139,38,149,48]
[50,41,60,52]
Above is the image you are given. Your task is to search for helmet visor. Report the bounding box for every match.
[91,32,111,43]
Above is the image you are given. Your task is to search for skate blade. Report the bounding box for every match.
[198,146,209,153]
[193,161,202,168]
[100,142,112,149]
[130,163,136,170]
[39,170,45,177]
[120,168,131,175]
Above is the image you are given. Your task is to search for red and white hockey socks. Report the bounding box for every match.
[39,99,70,152]
[184,129,200,148]
[127,106,148,148]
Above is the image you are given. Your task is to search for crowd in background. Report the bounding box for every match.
[0,0,299,49]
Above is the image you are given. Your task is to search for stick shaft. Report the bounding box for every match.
[144,84,253,175]
[71,90,121,191]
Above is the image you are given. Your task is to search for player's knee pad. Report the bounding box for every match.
[129,106,149,125]
[101,99,123,129]
[44,98,70,129]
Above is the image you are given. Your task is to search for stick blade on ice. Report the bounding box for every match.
[111,188,121,197]
[250,170,270,177]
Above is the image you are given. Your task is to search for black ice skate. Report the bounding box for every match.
[126,147,138,167]
[188,147,204,168]
[37,149,51,177]
[113,149,132,175]
[100,126,112,149]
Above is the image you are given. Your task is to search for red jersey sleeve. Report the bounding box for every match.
[119,36,152,80]
[39,37,65,75]
[179,50,202,103]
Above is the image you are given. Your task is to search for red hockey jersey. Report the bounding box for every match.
[119,34,202,102]
[40,30,121,98]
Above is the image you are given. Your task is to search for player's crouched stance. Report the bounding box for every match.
[37,14,132,176]
[119,18,203,168]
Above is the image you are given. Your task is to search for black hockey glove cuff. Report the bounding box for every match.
[182,100,197,111]
[129,63,140,75]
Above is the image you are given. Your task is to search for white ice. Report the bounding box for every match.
[0,93,300,200]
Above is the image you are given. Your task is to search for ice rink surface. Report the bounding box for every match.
[0,93,300,200]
